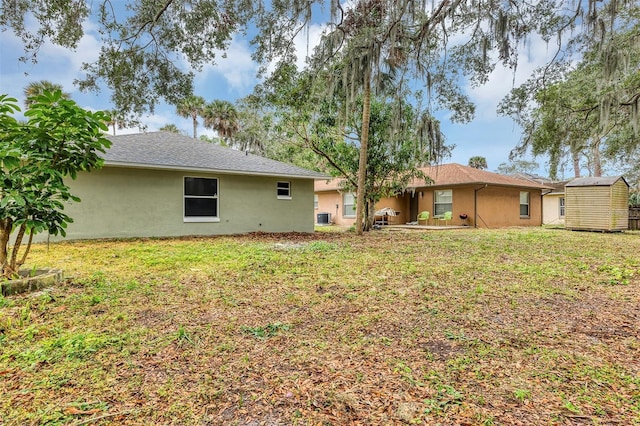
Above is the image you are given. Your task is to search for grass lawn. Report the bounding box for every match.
[1,228,639,425]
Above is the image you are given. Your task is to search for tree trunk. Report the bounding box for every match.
[572,150,581,178]
[366,199,376,229]
[355,70,371,235]
[17,230,34,272]
[0,218,13,277]
[592,138,602,177]
[192,114,198,139]
[9,223,26,273]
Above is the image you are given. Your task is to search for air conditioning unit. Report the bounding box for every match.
[316,212,331,225]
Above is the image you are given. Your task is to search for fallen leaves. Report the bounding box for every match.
[64,406,101,416]
[1,228,639,424]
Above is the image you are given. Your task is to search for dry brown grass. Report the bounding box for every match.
[1,228,639,424]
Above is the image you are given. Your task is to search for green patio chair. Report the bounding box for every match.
[417,211,430,225]
[437,211,452,226]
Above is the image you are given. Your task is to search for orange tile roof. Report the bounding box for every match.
[314,163,552,191]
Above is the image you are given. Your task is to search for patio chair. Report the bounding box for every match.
[417,211,430,225]
[437,211,452,226]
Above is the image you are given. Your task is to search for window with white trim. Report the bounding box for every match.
[277,181,291,199]
[343,193,356,217]
[559,197,565,217]
[314,194,319,209]
[434,190,452,216]
[184,177,219,222]
[520,191,530,217]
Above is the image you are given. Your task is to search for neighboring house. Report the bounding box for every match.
[565,176,629,232]
[40,132,327,241]
[314,163,551,228]
[541,181,570,225]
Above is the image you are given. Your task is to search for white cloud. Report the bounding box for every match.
[0,15,103,110]
[38,29,102,79]
[292,23,326,70]
[465,35,559,121]
[197,37,258,93]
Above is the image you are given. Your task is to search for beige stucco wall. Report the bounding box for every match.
[315,192,406,226]
[316,192,350,225]
[543,193,565,225]
[37,166,315,241]
[476,186,542,228]
[414,185,542,228]
[415,187,476,226]
[314,185,544,228]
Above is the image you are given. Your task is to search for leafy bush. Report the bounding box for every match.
[0,92,110,278]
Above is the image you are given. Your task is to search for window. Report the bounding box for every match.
[314,194,319,209]
[520,191,530,217]
[434,190,452,216]
[559,197,565,217]
[277,181,291,199]
[184,177,219,222]
[343,193,356,217]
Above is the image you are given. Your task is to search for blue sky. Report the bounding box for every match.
[0,9,560,176]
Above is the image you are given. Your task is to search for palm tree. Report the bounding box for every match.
[202,100,239,146]
[23,80,70,108]
[176,95,206,139]
[106,109,128,135]
[159,124,182,134]
[468,156,488,169]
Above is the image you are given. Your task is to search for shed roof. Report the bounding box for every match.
[315,163,551,191]
[565,176,629,187]
[104,132,328,179]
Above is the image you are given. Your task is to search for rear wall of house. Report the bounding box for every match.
[416,185,542,228]
[478,186,542,228]
[315,192,406,226]
[315,185,543,228]
[36,166,315,241]
[415,187,475,226]
[315,192,349,225]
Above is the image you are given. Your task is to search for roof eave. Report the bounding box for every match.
[410,181,552,190]
[104,161,328,180]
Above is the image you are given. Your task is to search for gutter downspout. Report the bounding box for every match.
[474,184,488,228]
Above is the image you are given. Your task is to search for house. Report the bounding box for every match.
[565,176,629,231]
[314,163,551,228]
[40,132,327,241]
[509,173,571,225]
[541,181,570,225]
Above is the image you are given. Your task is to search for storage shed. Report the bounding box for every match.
[565,176,629,231]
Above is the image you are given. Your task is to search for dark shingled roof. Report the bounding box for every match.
[103,132,327,179]
[565,176,628,187]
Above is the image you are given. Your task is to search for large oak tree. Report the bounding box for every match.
[3,0,638,231]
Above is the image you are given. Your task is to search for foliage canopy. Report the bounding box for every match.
[499,6,640,179]
[0,92,110,278]
[3,1,636,127]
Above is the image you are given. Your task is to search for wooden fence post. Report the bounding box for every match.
[629,207,640,230]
